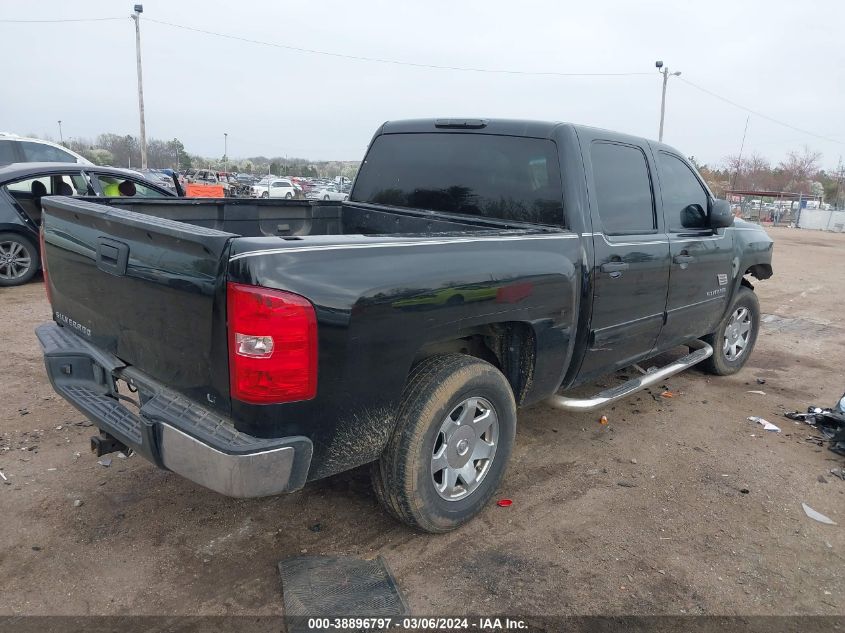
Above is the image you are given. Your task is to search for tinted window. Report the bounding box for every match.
[20,141,76,163]
[658,152,709,231]
[351,133,564,225]
[0,141,18,165]
[590,142,655,234]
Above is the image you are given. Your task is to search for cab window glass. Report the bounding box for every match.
[658,153,710,231]
[590,142,655,234]
[351,133,565,226]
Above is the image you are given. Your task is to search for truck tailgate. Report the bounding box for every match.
[41,197,235,405]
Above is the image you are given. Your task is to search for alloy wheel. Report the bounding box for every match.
[430,397,499,501]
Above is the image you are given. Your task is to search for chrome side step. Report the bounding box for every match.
[544,340,713,413]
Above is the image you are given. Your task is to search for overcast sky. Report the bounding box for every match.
[1,0,843,168]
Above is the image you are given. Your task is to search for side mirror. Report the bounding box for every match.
[708,199,734,229]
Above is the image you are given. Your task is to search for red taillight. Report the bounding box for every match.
[39,226,52,305]
[227,282,317,404]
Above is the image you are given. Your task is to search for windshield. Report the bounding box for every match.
[351,132,564,225]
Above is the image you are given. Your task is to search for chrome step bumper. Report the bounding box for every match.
[545,340,713,413]
[36,322,313,498]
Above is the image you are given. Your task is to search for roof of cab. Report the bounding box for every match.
[377,118,675,152]
[380,118,569,139]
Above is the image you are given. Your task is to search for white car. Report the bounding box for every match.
[306,185,348,201]
[252,178,297,199]
[0,133,92,165]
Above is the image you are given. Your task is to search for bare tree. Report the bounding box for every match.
[777,146,822,193]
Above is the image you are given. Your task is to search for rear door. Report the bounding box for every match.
[655,151,734,347]
[41,196,235,408]
[577,136,671,379]
[4,170,90,225]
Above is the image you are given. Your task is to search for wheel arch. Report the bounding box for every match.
[411,321,537,406]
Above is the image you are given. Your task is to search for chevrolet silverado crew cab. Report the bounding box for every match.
[36,119,773,533]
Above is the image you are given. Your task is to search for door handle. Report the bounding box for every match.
[673,254,696,264]
[600,261,629,273]
[96,238,129,276]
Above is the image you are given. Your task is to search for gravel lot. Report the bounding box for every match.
[1,226,843,618]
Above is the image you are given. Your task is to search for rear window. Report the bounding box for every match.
[351,133,564,225]
[20,141,76,163]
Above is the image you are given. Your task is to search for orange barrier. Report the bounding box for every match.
[185,183,225,198]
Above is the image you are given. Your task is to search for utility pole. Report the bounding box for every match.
[731,115,751,190]
[57,120,63,144]
[655,61,681,142]
[224,132,228,173]
[131,4,148,169]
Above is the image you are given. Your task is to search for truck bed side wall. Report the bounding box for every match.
[228,234,581,480]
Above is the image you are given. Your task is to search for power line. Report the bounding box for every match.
[4,14,842,149]
[0,17,125,23]
[145,18,653,78]
[678,77,844,146]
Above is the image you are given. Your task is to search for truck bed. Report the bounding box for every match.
[84,197,529,238]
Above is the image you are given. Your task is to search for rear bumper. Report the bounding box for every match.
[36,322,313,498]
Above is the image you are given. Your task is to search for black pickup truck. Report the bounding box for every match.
[36,119,773,532]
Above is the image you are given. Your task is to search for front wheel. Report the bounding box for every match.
[0,232,39,286]
[261,191,269,199]
[285,192,292,199]
[372,354,516,533]
[700,286,760,375]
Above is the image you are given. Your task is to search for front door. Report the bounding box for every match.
[654,151,734,348]
[577,138,671,380]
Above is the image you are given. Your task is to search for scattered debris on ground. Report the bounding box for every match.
[279,555,408,632]
[748,416,781,432]
[801,503,837,525]
[785,391,845,455]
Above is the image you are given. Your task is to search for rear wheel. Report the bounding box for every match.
[323,195,330,200]
[372,354,516,533]
[0,232,38,287]
[261,191,269,199]
[285,192,292,199]
[701,286,760,375]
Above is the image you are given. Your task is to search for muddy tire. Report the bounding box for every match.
[700,286,760,376]
[372,354,516,533]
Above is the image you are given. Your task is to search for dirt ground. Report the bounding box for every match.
[1,226,843,618]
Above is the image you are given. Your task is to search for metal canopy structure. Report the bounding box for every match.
[725,189,822,226]
[725,189,822,201]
